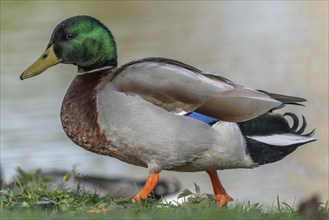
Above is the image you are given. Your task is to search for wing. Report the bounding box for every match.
[110,57,285,122]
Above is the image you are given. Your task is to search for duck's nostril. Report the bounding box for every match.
[42,53,48,59]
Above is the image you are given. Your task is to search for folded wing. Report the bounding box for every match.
[111,58,301,122]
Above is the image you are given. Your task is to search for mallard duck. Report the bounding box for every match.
[20,15,316,207]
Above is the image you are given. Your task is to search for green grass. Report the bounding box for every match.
[1,168,328,220]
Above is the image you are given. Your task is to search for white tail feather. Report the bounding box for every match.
[248,134,316,146]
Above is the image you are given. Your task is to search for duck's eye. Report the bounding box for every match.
[66,33,76,40]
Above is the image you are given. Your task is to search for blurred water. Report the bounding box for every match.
[1,1,328,206]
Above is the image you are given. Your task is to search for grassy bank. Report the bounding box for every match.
[1,168,328,219]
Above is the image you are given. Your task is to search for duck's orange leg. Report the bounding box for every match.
[132,173,160,202]
[207,170,233,207]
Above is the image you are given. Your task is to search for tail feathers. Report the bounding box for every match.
[257,90,306,106]
[239,112,316,165]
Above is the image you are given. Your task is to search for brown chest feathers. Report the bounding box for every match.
[60,68,115,155]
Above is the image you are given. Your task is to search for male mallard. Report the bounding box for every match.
[20,15,316,207]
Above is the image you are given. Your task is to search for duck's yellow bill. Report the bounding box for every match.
[20,45,60,80]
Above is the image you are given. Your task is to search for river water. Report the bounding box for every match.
[1,1,328,206]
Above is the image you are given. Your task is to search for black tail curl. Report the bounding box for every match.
[282,113,315,136]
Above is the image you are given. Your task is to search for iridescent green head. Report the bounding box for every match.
[21,15,117,79]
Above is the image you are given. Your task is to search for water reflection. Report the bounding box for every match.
[1,1,328,206]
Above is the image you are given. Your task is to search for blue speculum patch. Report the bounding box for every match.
[185,112,218,125]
